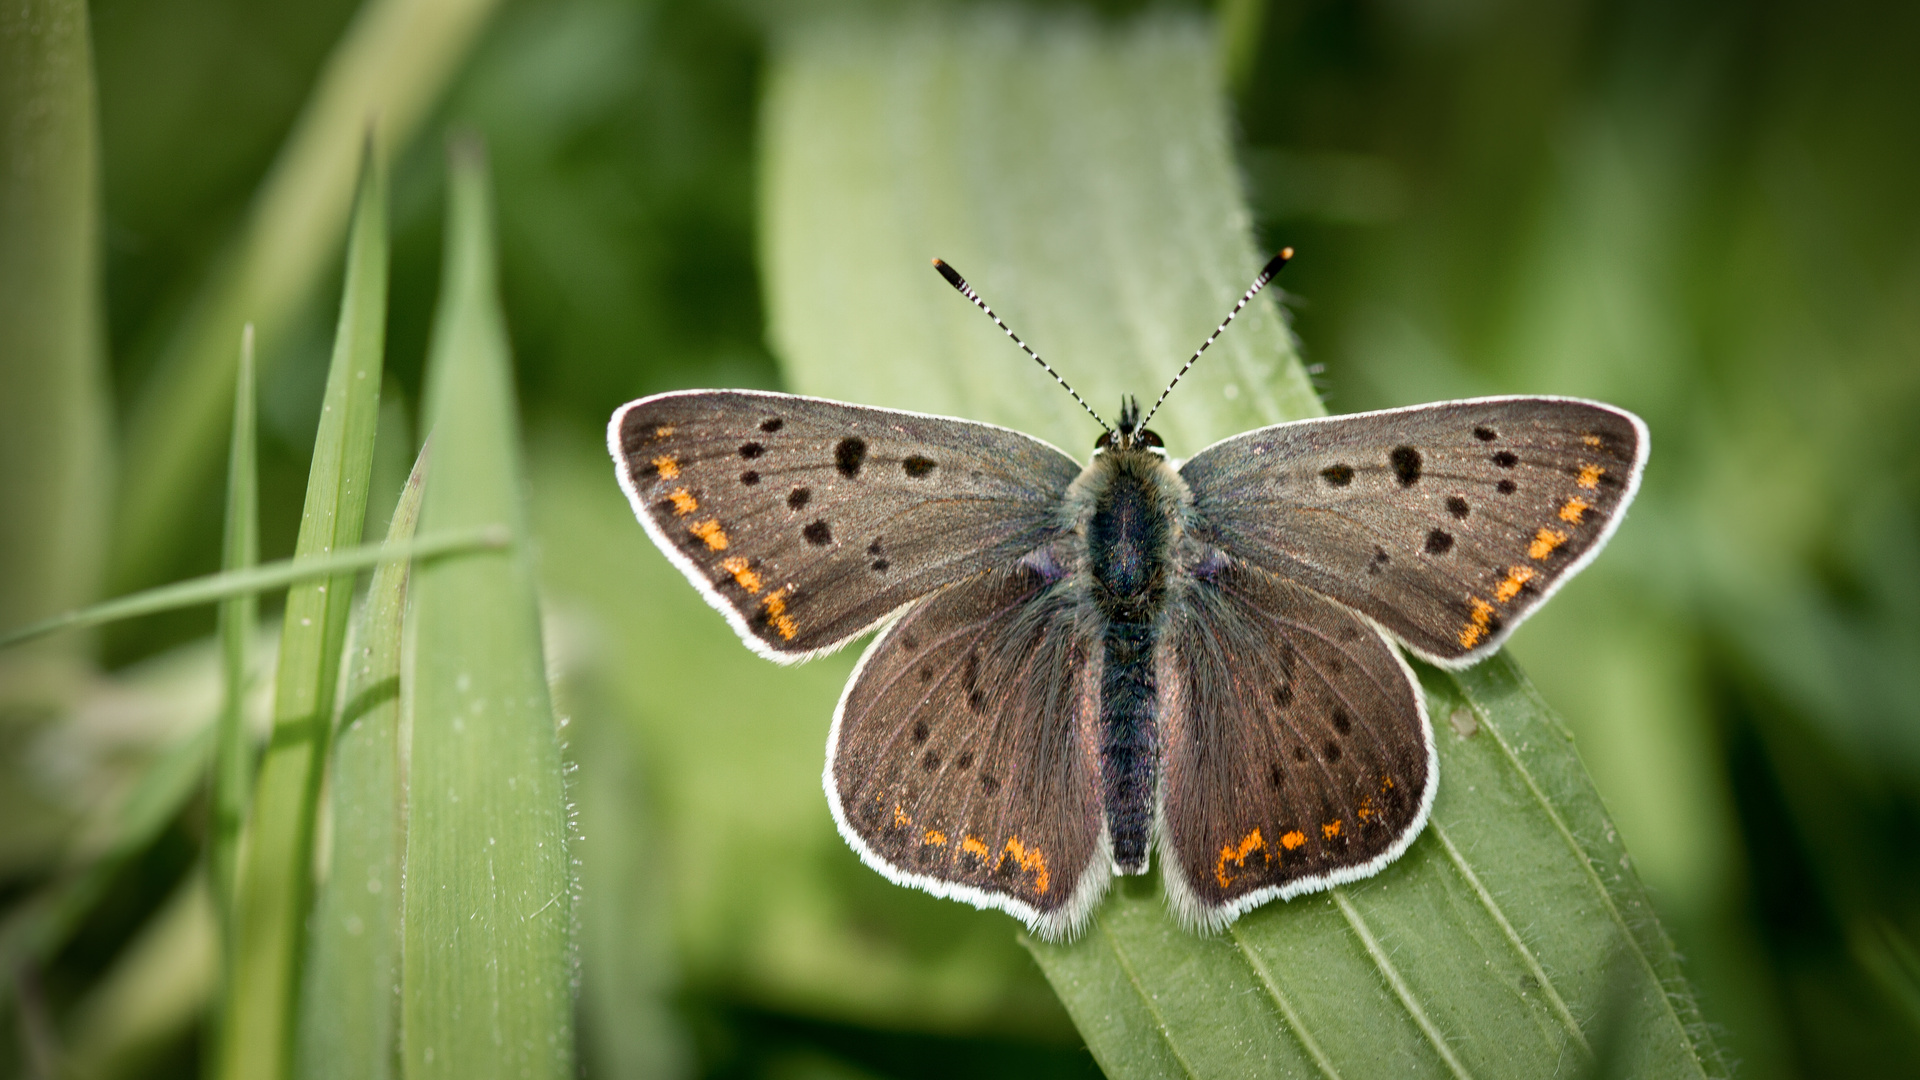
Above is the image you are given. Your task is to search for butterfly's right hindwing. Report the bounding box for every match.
[1157,557,1435,929]
[828,561,1110,940]
[610,390,1082,660]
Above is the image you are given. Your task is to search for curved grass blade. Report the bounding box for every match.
[211,325,261,939]
[401,138,572,1080]
[0,0,113,684]
[217,142,388,1080]
[108,0,504,594]
[296,442,430,1080]
[0,528,507,648]
[761,12,1726,1078]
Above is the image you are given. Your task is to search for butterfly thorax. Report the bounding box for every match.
[1073,446,1190,874]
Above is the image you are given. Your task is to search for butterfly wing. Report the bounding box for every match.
[1178,396,1646,666]
[609,390,1083,661]
[1157,555,1435,929]
[827,557,1109,940]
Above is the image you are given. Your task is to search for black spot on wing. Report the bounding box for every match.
[903,455,937,477]
[1390,446,1422,486]
[740,470,759,485]
[1474,426,1498,441]
[803,520,833,545]
[1321,464,1355,487]
[1492,451,1519,468]
[1425,529,1454,555]
[1496,479,1517,495]
[739,442,765,460]
[1331,708,1353,735]
[912,721,928,743]
[1324,741,1343,762]
[835,437,867,478]
[1446,496,1469,519]
[788,487,810,509]
[759,417,783,433]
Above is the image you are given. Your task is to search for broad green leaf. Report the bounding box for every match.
[402,140,572,1080]
[219,144,389,1080]
[212,325,261,938]
[108,0,504,594]
[761,12,1726,1078]
[0,0,113,695]
[297,443,430,1080]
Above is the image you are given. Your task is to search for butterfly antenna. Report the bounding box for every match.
[932,259,1111,432]
[1138,247,1293,429]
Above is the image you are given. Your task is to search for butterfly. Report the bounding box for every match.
[607,251,1646,940]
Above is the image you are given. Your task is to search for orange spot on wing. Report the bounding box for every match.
[668,488,698,515]
[1357,797,1375,821]
[1000,836,1051,894]
[1215,828,1267,888]
[1322,820,1343,840]
[719,555,762,593]
[1280,830,1307,851]
[689,519,729,551]
[1382,775,1395,790]
[1494,565,1535,604]
[1577,463,1605,490]
[761,587,796,640]
[893,804,910,827]
[1529,527,1568,560]
[923,829,947,847]
[1559,497,1591,523]
[652,454,680,479]
[960,835,990,859]
[1460,596,1497,648]
[654,425,674,440]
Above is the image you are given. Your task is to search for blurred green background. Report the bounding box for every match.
[4,0,1919,1076]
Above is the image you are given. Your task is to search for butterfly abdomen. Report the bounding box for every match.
[1084,451,1187,874]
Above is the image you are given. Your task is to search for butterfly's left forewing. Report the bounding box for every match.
[1156,557,1435,929]
[610,390,1082,661]
[828,559,1110,939]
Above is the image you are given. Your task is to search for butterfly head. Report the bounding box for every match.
[1096,395,1164,454]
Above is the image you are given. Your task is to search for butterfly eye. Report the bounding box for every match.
[1137,429,1164,449]
[1095,431,1114,451]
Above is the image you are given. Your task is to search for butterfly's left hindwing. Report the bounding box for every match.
[610,390,1082,660]
[1179,397,1645,666]
[828,561,1110,939]
[1157,557,1435,929]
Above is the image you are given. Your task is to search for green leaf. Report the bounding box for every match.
[760,11,1726,1078]
[107,0,506,594]
[402,139,572,1080]
[0,0,113,687]
[218,142,389,1080]
[211,325,261,940]
[297,442,430,1080]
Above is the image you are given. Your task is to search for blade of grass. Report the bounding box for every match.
[296,442,429,1080]
[0,0,113,690]
[108,0,504,595]
[401,138,572,1080]
[0,528,508,648]
[217,142,388,1080]
[211,325,261,941]
[761,11,1725,1078]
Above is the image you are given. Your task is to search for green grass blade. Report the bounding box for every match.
[107,0,504,594]
[296,442,429,1080]
[402,139,572,1080]
[217,143,389,1080]
[211,325,262,941]
[0,0,114,685]
[761,12,1725,1078]
[0,528,508,648]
